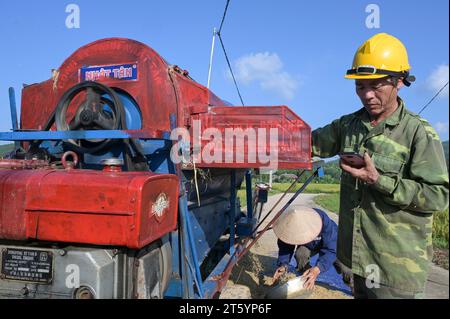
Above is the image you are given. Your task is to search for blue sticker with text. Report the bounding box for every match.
[80,63,138,81]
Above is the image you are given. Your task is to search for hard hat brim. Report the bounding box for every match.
[344,73,389,80]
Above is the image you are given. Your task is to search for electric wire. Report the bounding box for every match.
[215,0,245,106]
[418,81,449,115]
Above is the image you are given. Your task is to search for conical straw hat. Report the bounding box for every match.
[273,206,322,245]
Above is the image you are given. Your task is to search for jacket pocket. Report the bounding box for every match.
[372,152,405,175]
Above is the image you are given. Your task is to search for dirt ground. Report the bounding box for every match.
[221,242,352,299]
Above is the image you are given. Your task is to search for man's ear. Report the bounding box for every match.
[397,78,405,90]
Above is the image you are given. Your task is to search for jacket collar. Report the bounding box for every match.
[356,97,405,127]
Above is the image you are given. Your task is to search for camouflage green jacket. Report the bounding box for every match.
[312,98,449,292]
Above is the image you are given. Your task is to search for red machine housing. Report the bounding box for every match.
[20,38,312,169]
[0,167,178,249]
[190,106,311,169]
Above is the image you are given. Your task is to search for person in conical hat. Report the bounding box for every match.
[272,205,348,290]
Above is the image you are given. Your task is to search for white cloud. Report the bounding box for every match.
[426,64,449,97]
[435,121,449,135]
[232,52,298,100]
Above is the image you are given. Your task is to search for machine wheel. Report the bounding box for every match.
[54,81,124,154]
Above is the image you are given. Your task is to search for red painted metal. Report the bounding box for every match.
[20,38,312,169]
[0,167,178,249]
[190,106,311,169]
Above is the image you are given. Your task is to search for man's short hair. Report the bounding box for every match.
[387,76,402,86]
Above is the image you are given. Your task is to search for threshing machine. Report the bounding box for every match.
[0,38,316,299]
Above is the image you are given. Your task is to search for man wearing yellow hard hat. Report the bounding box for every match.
[312,33,449,299]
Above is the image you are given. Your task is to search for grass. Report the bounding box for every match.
[237,189,247,206]
[269,182,340,194]
[240,182,341,215]
[236,182,340,209]
[433,209,449,249]
[314,193,340,213]
[0,143,14,157]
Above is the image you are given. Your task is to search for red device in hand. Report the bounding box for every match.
[339,152,365,168]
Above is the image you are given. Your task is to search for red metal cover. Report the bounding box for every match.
[189,106,312,169]
[0,169,178,249]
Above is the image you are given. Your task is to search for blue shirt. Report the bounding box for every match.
[277,208,338,273]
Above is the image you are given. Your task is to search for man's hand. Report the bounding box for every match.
[340,152,380,185]
[301,266,320,290]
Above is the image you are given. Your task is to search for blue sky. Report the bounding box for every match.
[0,0,448,142]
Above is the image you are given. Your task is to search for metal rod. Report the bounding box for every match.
[257,226,272,235]
[178,196,193,298]
[8,88,18,131]
[183,200,205,298]
[229,170,237,256]
[184,252,203,299]
[207,28,217,89]
[251,170,306,237]
[245,170,253,219]
[8,87,20,149]
[173,147,195,298]
[165,231,182,298]
[168,119,195,299]
[0,130,171,141]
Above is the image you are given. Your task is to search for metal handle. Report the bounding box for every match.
[61,151,79,169]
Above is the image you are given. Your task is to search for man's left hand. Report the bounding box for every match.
[301,266,321,290]
[340,152,380,185]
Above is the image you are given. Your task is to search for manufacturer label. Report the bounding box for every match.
[1,248,54,284]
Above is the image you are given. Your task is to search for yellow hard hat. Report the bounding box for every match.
[345,33,415,86]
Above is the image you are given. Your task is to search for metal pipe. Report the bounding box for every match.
[207,28,217,89]
[184,254,203,299]
[251,170,305,238]
[8,88,18,131]
[229,170,236,255]
[245,170,253,219]
[183,199,205,298]
[8,87,20,149]
[0,130,171,141]
[178,196,193,298]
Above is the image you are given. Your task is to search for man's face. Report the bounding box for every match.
[355,77,402,118]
